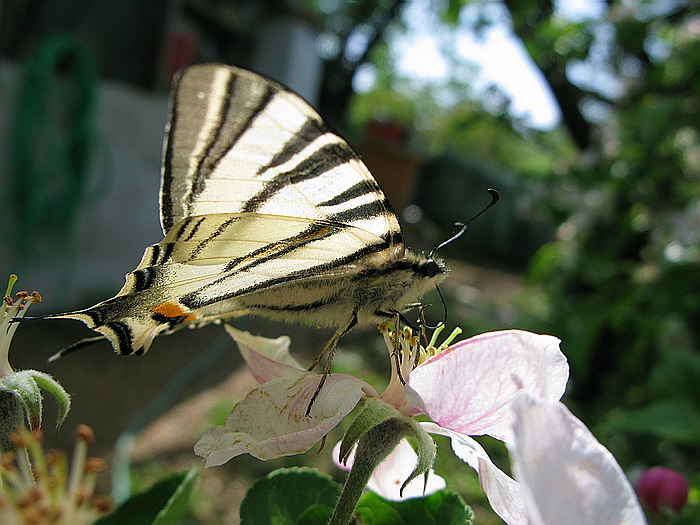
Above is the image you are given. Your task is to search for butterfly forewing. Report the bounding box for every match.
[161,64,403,261]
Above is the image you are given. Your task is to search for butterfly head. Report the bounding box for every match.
[402,249,449,290]
[420,257,446,279]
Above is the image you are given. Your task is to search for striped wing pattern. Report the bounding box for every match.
[161,64,403,256]
[54,63,408,355]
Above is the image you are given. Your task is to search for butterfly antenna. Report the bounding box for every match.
[422,188,498,330]
[428,188,500,258]
[419,286,448,330]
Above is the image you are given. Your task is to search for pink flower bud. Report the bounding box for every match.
[636,466,689,514]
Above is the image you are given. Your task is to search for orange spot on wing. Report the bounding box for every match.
[152,302,196,322]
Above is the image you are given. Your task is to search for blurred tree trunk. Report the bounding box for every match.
[317,0,403,131]
[503,0,593,150]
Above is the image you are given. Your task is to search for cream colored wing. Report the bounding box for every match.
[160,63,404,261]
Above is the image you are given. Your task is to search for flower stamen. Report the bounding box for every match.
[0,426,112,524]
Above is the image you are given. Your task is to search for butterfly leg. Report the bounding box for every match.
[391,312,408,385]
[305,312,358,416]
[375,309,412,385]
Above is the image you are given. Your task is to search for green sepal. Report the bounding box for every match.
[339,397,402,464]
[0,369,71,431]
[0,371,44,429]
[399,418,436,495]
[340,398,436,498]
[27,370,71,431]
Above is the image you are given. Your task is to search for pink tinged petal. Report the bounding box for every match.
[408,330,567,441]
[195,372,375,467]
[332,439,446,501]
[225,325,306,383]
[509,394,647,525]
[422,422,527,525]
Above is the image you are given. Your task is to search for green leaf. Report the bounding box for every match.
[357,490,473,525]
[356,495,403,525]
[611,399,700,445]
[152,466,198,525]
[95,469,197,525]
[295,503,334,525]
[240,468,341,525]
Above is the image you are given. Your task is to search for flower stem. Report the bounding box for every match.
[329,419,408,525]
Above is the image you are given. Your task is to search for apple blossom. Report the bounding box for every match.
[195,325,565,464]
[355,394,648,525]
[194,327,379,467]
[195,323,569,524]
[0,275,71,446]
[508,394,647,524]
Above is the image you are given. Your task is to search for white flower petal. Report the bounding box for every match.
[422,422,527,525]
[509,394,647,525]
[225,325,306,383]
[408,330,567,442]
[195,372,375,466]
[333,439,446,501]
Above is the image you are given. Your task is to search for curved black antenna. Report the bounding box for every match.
[469,187,500,226]
[422,188,499,330]
[419,285,448,330]
[428,222,466,259]
[417,303,435,327]
[428,188,500,258]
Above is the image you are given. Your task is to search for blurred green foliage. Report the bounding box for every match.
[327,0,700,520]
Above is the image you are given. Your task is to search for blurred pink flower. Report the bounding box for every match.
[636,466,689,514]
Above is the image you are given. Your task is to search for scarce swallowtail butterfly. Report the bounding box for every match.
[48,63,451,368]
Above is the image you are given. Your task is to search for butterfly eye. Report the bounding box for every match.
[424,259,441,278]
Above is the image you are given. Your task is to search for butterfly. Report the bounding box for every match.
[48,63,483,380]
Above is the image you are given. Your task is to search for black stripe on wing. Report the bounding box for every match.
[161,68,276,231]
[191,73,238,198]
[258,118,326,174]
[133,267,157,293]
[186,216,241,261]
[327,198,397,224]
[243,142,357,213]
[244,295,344,313]
[106,321,134,355]
[160,86,180,232]
[190,84,276,206]
[318,180,383,207]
